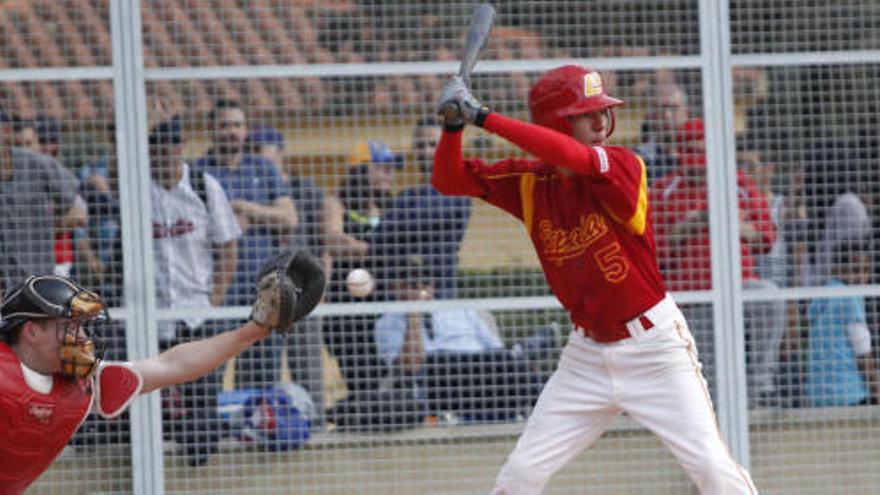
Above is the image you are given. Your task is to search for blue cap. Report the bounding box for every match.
[246,126,285,149]
[348,139,404,168]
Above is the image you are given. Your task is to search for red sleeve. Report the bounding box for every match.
[432,128,539,221]
[483,113,649,235]
[432,129,487,198]
[738,172,776,254]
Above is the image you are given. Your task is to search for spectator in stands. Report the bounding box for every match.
[149,118,242,466]
[29,114,86,278]
[11,116,39,150]
[800,139,872,285]
[33,114,63,159]
[322,139,401,399]
[75,124,122,307]
[194,99,296,306]
[0,112,80,296]
[738,145,810,408]
[244,125,326,421]
[651,118,786,407]
[194,100,295,394]
[806,238,880,407]
[372,117,472,300]
[69,126,131,448]
[635,81,691,183]
[373,255,551,423]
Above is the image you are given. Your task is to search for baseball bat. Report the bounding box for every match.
[441,3,496,121]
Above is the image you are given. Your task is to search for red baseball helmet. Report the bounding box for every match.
[528,65,624,136]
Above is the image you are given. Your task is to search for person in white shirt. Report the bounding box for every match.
[148,117,242,466]
[374,256,555,423]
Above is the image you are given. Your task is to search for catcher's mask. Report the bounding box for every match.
[528,65,624,138]
[0,275,108,379]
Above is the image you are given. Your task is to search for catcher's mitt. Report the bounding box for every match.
[251,249,326,332]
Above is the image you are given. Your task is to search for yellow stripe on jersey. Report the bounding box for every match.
[602,158,648,236]
[519,173,537,234]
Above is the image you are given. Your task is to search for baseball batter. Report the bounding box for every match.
[0,249,324,494]
[433,66,757,494]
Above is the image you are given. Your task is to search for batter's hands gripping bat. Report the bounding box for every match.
[440,3,496,121]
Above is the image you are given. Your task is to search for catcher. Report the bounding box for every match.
[0,248,325,494]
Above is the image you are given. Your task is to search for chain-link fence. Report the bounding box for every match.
[2,1,879,493]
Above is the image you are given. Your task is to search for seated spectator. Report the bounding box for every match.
[244,125,326,423]
[813,192,873,285]
[372,117,472,300]
[373,256,553,423]
[322,139,401,398]
[739,145,810,407]
[651,118,786,406]
[806,238,880,407]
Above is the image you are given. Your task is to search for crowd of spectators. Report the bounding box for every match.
[636,69,880,409]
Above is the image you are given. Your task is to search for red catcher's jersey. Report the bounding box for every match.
[0,342,92,494]
[433,114,666,339]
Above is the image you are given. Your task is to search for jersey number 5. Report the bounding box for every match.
[593,242,629,283]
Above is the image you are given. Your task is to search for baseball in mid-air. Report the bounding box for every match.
[346,268,375,298]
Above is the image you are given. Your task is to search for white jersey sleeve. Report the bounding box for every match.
[203,171,243,244]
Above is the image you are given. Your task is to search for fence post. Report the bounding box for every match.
[699,0,752,468]
[110,0,164,492]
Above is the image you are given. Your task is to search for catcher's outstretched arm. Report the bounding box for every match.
[134,321,270,394]
[134,248,325,395]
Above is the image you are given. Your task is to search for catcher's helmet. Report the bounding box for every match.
[528,65,624,137]
[0,275,107,334]
[0,275,108,378]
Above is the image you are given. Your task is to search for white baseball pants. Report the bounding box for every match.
[492,294,757,495]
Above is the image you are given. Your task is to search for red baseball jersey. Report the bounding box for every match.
[0,342,92,494]
[433,114,665,340]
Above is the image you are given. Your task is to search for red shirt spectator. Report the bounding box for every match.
[651,119,776,291]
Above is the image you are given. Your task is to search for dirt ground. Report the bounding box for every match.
[31,414,880,494]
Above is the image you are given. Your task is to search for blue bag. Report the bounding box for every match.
[219,383,315,451]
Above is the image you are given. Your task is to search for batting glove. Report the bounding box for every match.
[437,76,491,131]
